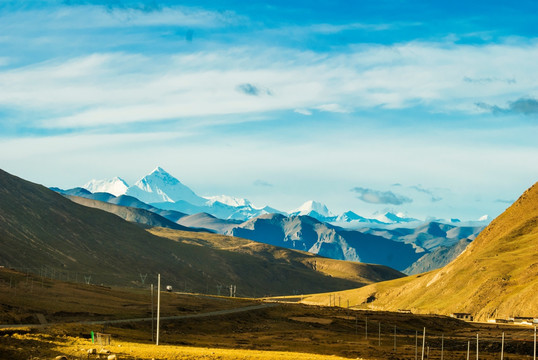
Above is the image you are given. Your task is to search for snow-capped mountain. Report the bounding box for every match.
[83,177,129,197]
[204,195,252,207]
[288,200,337,222]
[373,211,418,224]
[125,167,207,206]
[79,167,279,221]
[290,200,333,217]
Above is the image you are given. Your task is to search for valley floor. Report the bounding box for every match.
[1,269,537,360]
[2,302,537,360]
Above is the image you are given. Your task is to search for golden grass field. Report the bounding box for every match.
[2,266,538,360]
[2,329,359,360]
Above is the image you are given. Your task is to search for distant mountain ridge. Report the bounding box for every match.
[79,167,448,225]
[56,168,483,273]
[225,213,424,271]
[81,167,282,221]
[361,221,484,252]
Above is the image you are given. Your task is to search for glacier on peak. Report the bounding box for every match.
[373,211,418,224]
[82,177,129,197]
[290,200,334,217]
[125,167,206,206]
[204,195,253,208]
[79,166,280,221]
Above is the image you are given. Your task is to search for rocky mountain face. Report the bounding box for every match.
[226,213,424,271]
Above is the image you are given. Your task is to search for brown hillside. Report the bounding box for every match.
[303,182,538,320]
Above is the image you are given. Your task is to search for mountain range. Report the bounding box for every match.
[57,188,481,273]
[226,213,424,271]
[0,168,404,296]
[49,167,485,273]
[77,167,438,225]
[302,181,538,320]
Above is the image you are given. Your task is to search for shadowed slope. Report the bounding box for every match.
[65,195,194,231]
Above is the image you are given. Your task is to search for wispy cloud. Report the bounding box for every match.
[463,76,516,85]
[315,103,350,113]
[411,185,443,202]
[1,34,538,132]
[476,97,538,116]
[294,108,312,116]
[236,83,272,96]
[495,199,515,204]
[0,4,243,30]
[253,179,273,187]
[351,187,412,205]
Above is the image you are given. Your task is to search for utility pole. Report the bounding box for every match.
[533,325,536,360]
[378,322,381,346]
[415,330,418,360]
[151,284,154,342]
[466,340,470,360]
[421,327,426,360]
[501,332,504,360]
[534,326,536,360]
[156,274,161,346]
[476,333,479,360]
[441,334,444,360]
[139,273,147,285]
[394,325,396,352]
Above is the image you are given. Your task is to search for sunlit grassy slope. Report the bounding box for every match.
[303,182,538,320]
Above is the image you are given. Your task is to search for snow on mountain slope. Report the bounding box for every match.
[290,200,333,217]
[373,211,419,224]
[83,177,129,196]
[204,195,252,207]
[125,167,207,206]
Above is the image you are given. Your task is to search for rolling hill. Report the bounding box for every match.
[302,182,538,320]
[0,168,404,296]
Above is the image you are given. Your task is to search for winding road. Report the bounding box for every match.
[0,302,278,329]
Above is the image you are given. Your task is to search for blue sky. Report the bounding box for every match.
[1,0,537,220]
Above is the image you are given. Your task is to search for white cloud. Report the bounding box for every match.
[315,103,351,113]
[1,41,538,129]
[0,5,242,30]
[294,108,313,115]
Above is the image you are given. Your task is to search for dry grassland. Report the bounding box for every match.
[0,329,358,360]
